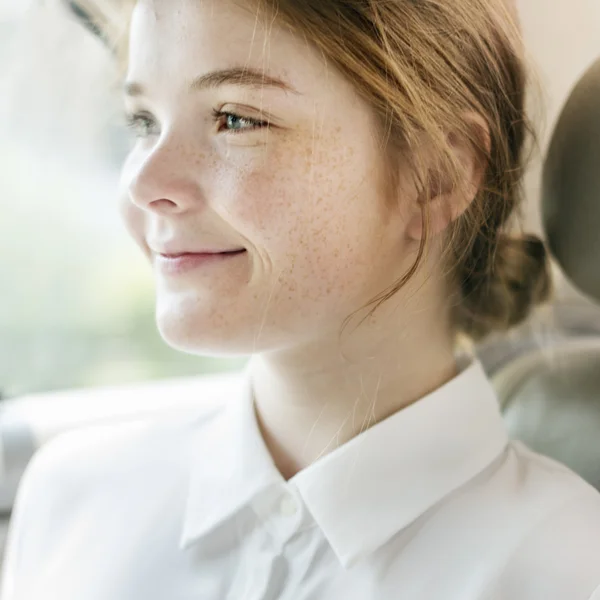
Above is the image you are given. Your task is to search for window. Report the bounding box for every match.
[0,1,245,399]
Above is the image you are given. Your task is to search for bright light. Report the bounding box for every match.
[0,0,34,21]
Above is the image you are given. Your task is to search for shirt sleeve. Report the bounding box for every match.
[590,585,600,600]
[0,431,86,599]
[0,444,49,599]
[1,477,27,599]
[0,418,161,599]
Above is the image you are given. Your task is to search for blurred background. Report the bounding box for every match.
[0,0,247,399]
[0,0,599,398]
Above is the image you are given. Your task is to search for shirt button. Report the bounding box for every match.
[279,495,298,517]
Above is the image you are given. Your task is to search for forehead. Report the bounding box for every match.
[127,0,324,91]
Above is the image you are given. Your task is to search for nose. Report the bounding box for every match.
[124,139,208,215]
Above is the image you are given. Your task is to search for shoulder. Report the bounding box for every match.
[19,369,243,495]
[507,439,600,516]
[491,441,600,599]
[6,369,243,544]
[0,370,243,596]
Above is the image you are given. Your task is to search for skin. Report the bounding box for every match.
[120,0,483,479]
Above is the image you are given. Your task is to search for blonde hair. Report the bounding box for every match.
[110,0,552,342]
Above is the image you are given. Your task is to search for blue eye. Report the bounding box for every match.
[212,109,269,134]
[123,109,269,138]
[124,112,158,138]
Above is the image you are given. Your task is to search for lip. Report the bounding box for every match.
[155,246,245,255]
[154,250,246,275]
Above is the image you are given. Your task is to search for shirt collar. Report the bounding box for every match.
[180,355,509,569]
[179,362,282,551]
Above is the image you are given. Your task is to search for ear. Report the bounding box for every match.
[405,114,490,241]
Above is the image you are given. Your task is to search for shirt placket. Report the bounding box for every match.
[227,484,304,600]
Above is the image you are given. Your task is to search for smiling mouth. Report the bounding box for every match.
[154,249,247,275]
[159,250,244,258]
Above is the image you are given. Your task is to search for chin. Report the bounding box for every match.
[156,314,237,358]
[154,289,309,357]
[154,300,264,357]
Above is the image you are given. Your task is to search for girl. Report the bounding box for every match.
[3,0,600,598]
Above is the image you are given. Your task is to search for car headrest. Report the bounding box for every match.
[542,58,600,303]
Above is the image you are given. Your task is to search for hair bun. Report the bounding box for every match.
[456,233,553,340]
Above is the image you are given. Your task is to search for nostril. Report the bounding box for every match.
[148,198,180,212]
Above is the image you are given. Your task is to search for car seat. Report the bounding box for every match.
[478,58,600,490]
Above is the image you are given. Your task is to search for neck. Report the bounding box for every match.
[248,293,460,480]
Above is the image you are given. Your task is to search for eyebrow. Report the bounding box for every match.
[123,67,300,97]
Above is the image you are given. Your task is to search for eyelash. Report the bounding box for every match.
[124,109,269,138]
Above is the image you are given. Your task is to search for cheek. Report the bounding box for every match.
[230,134,372,235]
[226,135,388,295]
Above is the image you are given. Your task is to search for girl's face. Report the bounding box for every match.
[120,0,416,356]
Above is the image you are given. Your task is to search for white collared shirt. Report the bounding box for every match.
[3,357,600,600]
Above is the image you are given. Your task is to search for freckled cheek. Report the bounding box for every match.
[219,142,379,283]
[221,158,311,246]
